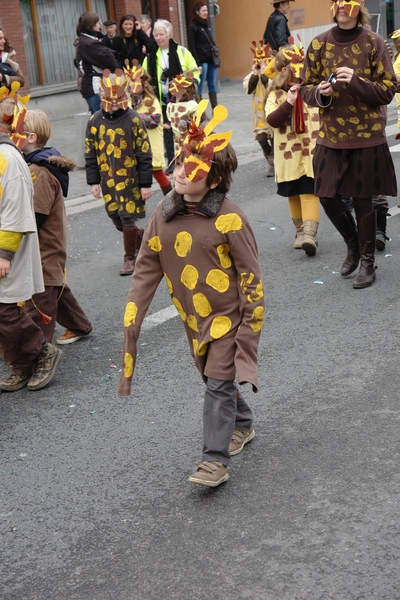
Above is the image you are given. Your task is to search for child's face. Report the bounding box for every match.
[173,161,210,203]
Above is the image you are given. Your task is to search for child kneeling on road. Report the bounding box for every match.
[119,100,265,487]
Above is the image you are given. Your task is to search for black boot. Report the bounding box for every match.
[208,92,218,110]
[327,210,360,276]
[375,206,388,251]
[353,211,376,289]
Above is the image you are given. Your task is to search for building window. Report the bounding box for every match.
[20,0,111,88]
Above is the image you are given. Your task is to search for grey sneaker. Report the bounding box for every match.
[27,343,63,391]
[229,428,255,456]
[0,367,32,392]
[188,460,229,487]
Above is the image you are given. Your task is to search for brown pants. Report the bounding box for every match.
[0,303,44,372]
[24,285,92,343]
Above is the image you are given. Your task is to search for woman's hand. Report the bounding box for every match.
[336,66,354,85]
[135,21,141,30]
[141,187,152,201]
[318,80,333,97]
[287,85,299,106]
[91,184,101,199]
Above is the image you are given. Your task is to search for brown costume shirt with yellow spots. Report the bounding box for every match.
[118,190,265,396]
[300,26,396,149]
[85,108,153,219]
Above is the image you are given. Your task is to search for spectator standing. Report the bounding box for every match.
[112,14,153,68]
[187,2,219,108]
[0,28,25,89]
[102,19,117,49]
[263,1,295,51]
[75,12,118,114]
[142,19,200,171]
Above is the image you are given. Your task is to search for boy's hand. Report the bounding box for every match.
[287,85,299,106]
[91,184,101,199]
[141,188,152,201]
[0,257,11,278]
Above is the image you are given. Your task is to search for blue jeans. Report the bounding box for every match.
[86,94,101,114]
[198,61,217,96]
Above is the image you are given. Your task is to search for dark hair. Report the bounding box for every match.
[193,2,206,16]
[76,12,100,36]
[206,143,238,194]
[119,14,137,37]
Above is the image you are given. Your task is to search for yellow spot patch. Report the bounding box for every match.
[215,213,243,234]
[248,280,264,303]
[164,273,173,294]
[142,141,150,153]
[148,236,162,252]
[216,244,231,268]
[187,315,199,332]
[107,202,119,212]
[172,297,186,321]
[193,339,199,354]
[124,302,138,327]
[206,269,230,293]
[198,342,208,356]
[124,352,134,378]
[181,265,199,290]
[210,316,232,339]
[239,272,255,294]
[193,293,212,317]
[250,306,264,332]
[174,231,192,257]
[115,181,126,190]
[126,201,136,213]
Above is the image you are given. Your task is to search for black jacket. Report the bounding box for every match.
[187,20,214,65]
[112,30,153,67]
[263,10,291,51]
[76,33,117,98]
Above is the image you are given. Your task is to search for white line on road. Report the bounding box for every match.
[141,305,178,331]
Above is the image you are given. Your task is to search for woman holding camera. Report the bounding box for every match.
[300,0,397,289]
[187,2,219,108]
[142,19,199,171]
[112,14,153,68]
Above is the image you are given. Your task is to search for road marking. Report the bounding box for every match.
[141,305,178,331]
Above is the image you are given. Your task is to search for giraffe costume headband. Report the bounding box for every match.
[100,69,129,112]
[0,81,30,149]
[330,0,361,19]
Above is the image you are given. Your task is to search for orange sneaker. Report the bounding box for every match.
[56,328,90,345]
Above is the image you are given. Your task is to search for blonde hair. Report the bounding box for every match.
[266,48,291,96]
[24,109,51,147]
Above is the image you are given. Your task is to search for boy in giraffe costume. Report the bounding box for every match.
[119,100,265,488]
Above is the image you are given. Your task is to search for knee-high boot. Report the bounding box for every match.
[375,205,388,251]
[120,228,138,276]
[209,91,218,110]
[353,211,376,289]
[327,210,360,276]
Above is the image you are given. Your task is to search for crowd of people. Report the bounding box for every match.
[1,0,399,488]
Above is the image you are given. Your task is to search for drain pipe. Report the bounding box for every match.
[176,0,185,46]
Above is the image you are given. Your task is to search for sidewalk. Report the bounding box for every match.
[47,80,400,210]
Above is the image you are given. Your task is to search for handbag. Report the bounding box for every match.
[202,28,220,68]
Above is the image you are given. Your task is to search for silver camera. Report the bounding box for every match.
[327,73,337,85]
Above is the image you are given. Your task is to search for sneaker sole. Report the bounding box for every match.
[188,473,229,487]
[0,379,30,392]
[27,349,64,391]
[57,336,84,345]
[230,429,256,456]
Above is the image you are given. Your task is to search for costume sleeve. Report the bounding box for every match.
[0,231,23,260]
[246,73,258,95]
[187,24,200,65]
[132,115,153,188]
[346,36,396,106]
[228,217,265,392]
[266,99,292,128]
[118,210,164,396]
[299,40,327,108]
[84,116,100,186]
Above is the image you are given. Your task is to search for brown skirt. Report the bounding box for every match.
[313,143,397,199]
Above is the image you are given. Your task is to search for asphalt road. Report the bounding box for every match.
[2,120,400,598]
